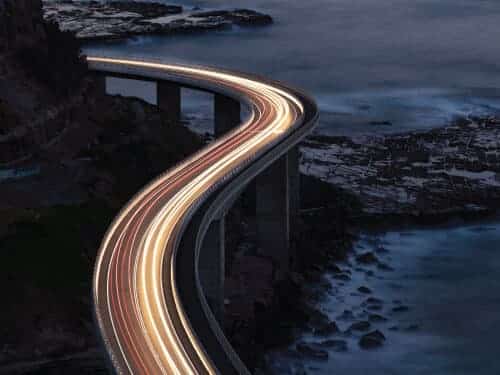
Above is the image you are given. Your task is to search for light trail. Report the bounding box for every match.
[90,56,315,374]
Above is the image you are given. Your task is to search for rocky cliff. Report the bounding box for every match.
[0,0,46,53]
[0,0,87,165]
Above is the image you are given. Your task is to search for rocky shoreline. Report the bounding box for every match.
[301,116,500,221]
[233,115,500,372]
[42,1,273,41]
[258,231,416,373]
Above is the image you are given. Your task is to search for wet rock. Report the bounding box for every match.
[314,321,340,336]
[404,324,420,331]
[193,9,273,26]
[392,305,409,313]
[366,297,383,305]
[368,314,388,322]
[296,342,329,360]
[336,309,355,321]
[357,286,372,294]
[359,330,386,349]
[333,273,351,281]
[366,304,383,311]
[377,262,394,271]
[319,339,348,352]
[327,263,343,273]
[369,120,393,126]
[356,252,378,265]
[375,245,389,254]
[310,264,324,273]
[307,309,330,330]
[364,297,384,311]
[348,321,371,332]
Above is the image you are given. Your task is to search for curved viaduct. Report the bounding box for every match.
[88,56,318,375]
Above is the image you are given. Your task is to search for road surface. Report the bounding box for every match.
[89,56,318,375]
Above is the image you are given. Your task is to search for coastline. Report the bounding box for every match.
[260,215,500,374]
[2,1,500,373]
[225,113,500,371]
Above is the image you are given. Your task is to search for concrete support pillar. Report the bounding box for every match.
[199,216,225,324]
[214,94,241,136]
[256,154,290,281]
[255,148,301,278]
[157,81,181,123]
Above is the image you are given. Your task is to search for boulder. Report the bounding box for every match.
[392,305,409,313]
[336,309,355,321]
[319,339,348,352]
[348,321,371,332]
[357,286,372,294]
[368,314,387,322]
[314,321,339,336]
[296,342,329,360]
[359,330,386,349]
[356,251,378,264]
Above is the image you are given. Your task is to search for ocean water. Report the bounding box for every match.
[267,221,500,375]
[85,0,500,135]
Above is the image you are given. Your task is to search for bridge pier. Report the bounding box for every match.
[157,81,181,123]
[256,155,289,280]
[256,147,300,280]
[199,216,225,324]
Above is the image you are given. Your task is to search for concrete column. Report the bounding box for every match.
[256,154,290,280]
[199,217,225,324]
[214,94,240,136]
[157,81,181,123]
